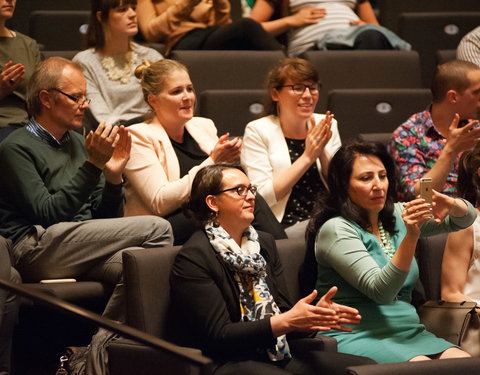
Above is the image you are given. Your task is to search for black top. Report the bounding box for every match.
[170,130,208,177]
[281,137,325,226]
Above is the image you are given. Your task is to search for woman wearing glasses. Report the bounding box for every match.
[170,163,374,374]
[241,58,341,237]
[73,0,163,128]
[124,59,285,244]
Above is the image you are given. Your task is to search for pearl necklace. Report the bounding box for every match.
[100,50,137,84]
[378,221,395,258]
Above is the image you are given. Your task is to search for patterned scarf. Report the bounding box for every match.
[205,223,291,361]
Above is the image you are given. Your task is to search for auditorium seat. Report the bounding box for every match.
[169,50,285,96]
[304,50,423,111]
[326,88,431,142]
[198,89,267,136]
[436,50,457,65]
[29,10,90,51]
[379,0,479,34]
[398,12,480,86]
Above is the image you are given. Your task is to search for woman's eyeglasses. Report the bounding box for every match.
[280,83,320,95]
[215,185,257,197]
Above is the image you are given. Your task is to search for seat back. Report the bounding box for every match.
[415,232,448,302]
[379,0,480,34]
[304,51,422,111]
[122,246,181,337]
[436,49,457,65]
[170,50,285,96]
[275,237,315,303]
[399,12,480,86]
[29,10,90,51]
[8,0,90,36]
[198,89,267,136]
[326,88,431,142]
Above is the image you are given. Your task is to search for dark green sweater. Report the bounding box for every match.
[0,128,123,244]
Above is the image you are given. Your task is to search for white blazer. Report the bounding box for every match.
[241,114,341,222]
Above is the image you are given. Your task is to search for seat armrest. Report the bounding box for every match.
[346,357,480,375]
[108,338,205,375]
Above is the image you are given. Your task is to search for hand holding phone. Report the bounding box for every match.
[419,178,432,204]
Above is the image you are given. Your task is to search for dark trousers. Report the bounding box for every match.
[214,338,375,375]
[173,18,283,51]
[327,29,393,50]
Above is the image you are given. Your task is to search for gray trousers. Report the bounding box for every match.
[13,216,173,321]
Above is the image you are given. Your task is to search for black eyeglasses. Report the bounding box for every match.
[215,185,257,197]
[52,88,91,106]
[280,83,320,95]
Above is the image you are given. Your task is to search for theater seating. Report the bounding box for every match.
[327,88,431,142]
[379,0,479,34]
[303,50,423,111]
[198,89,267,136]
[169,50,285,96]
[107,240,337,374]
[29,10,90,51]
[399,12,480,86]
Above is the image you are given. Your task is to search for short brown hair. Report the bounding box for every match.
[26,57,83,116]
[431,59,480,103]
[264,58,319,116]
[184,163,246,226]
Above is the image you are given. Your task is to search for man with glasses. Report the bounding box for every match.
[0,57,173,327]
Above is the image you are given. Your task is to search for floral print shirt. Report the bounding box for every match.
[388,109,459,200]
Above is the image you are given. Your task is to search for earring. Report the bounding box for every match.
[212,211,220,227]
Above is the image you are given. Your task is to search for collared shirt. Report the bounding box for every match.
[25,117,70,148]
[388,109,460,200]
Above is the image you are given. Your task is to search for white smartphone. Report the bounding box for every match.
[420,178,433,204]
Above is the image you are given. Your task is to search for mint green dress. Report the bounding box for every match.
[314,202,476,363]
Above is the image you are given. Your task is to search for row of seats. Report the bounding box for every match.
[175,50,427,141]
[104,236,480,374]
[14,7,480,88]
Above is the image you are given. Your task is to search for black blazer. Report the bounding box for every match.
[169,229,304,362]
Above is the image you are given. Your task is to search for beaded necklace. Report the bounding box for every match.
[378,221,395,258]
[100,50,137,84]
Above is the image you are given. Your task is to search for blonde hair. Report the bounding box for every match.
[135,59,189,102]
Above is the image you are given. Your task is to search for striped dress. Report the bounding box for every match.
[287,0,365,56]
[457,26,480,67]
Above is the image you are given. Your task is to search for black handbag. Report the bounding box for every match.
[418,300,480,356]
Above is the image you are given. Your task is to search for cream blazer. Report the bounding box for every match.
[241,114,341,222]
[124,116,218,217]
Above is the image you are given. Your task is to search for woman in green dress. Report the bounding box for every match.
[306,141,475,363]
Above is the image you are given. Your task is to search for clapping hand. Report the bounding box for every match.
[210,133,242,163]
[104,126,131,184]
[317,286,361,332]
[0,61,24,99]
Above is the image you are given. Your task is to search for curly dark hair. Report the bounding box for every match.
[456,143,480,206]
[306,140,398,253]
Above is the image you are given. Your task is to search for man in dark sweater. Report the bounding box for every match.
[0,57,173,323]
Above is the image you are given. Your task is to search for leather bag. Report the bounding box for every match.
[418,300,480,356]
